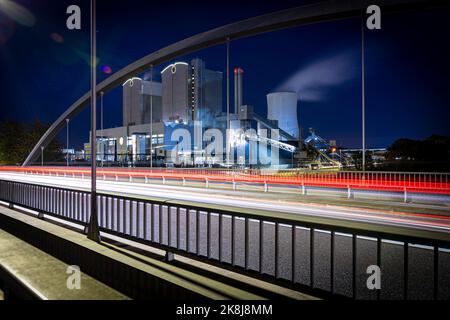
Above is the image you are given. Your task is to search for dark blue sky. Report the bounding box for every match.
[0,0,449,149]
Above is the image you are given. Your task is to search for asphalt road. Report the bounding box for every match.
[1,172,449,233]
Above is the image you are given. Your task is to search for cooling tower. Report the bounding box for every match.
[267,92,299,139]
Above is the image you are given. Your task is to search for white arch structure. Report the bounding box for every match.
[23,0,445,165]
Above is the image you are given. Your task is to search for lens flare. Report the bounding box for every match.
[0,0,36,27]
[75,50,100,67]
[101,65,112,74]
[50,33,64,43]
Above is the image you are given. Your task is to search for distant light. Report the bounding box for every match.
[101,65,112,74]
[50,32,64,43]
[234,67,244,75]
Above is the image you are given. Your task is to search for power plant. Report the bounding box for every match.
[88,58,345,169]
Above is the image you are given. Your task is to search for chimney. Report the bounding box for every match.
[234,67,244,114]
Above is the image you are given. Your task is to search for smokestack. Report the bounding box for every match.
[234,67,244,113]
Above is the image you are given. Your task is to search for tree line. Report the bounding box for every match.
[381,135,450,172]
[0,120,62,165]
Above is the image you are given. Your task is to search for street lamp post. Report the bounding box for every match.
[226,39,231,165]
[100,91,104,167]
[87,0,100,242]
[150,65,153,169]
[66,118,70,166]
[361,15,366,172]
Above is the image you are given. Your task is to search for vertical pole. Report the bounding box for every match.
[259,220,264,273]
[274,222,279,278]
[330,231,335,294]
[87,0,100,242]
[353,234,357,299]
[291,225,296,282]
[377,238,381,300]
[218,214,222,262]
[231,216,235,266]
[404,243,408,300]
[226,39,230,165]
[66,118,70,166]
[361,14,366,171]
[41,146,44,167]
[433,246,439,300]
[100,91,104,167]
[310,228,314,288]
[150,64,153,168]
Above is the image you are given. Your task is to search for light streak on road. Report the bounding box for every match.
[1,166,449,195]
[0,172,449,234]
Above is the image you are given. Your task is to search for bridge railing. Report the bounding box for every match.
[2,166,450,196]
[255,169,450,189]
[0,179,449,300]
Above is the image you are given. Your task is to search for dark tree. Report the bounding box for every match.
[0,121,26,165]
[384,135,450,172]
[351,150,374,171]
[387,135,450,162]
[0,120,62,165]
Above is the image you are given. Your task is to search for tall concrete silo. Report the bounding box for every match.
[123,77,143,127]
[266,92,299,139]
[161,62,190,124]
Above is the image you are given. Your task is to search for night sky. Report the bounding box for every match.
[0,0,449,150]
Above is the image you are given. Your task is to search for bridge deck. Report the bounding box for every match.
[0,206,313,300]
[0,228,129,300]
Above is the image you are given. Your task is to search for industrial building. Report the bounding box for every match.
[161,59,222,126]
[122,77,163,127]
[86,58,322,168]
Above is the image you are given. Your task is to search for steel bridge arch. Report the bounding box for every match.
[23,0,444,165]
